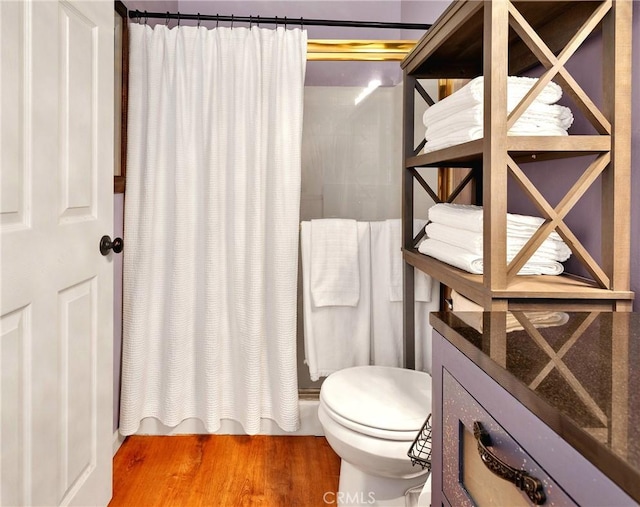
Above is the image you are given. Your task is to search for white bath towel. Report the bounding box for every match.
[418,238,564,275]
[424,103,574,135]
[310,218,360,307]
[422,76,563,126]
[370,221,440,371]
[451,290,570,333]
[425,222,571,262]
[428,203,565,243]
[423,122,568,153]
[387,219,432,302]
[301,221,371,381]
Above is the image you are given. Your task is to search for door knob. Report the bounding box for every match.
[100,235,124,256]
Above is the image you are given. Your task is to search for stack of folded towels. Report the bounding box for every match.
[417,203,571,275]
[422,76,574,153]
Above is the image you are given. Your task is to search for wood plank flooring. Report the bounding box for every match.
[109,435,340,507]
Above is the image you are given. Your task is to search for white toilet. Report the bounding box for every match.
[318,365,432,507]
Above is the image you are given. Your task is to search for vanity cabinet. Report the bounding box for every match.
[440,368,576,506]
[430,311,639,506]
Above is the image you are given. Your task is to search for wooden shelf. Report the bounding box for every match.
[402,1,605,78]
[401,0,632,322]
[404,249,634,311]
[406,136,611,168]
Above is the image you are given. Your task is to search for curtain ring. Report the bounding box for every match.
[274,15,278,28]
[165,12,170,26]
[284,16,287,29]
[144,10,148,25]
[300,17,303,29]
[257,15,260,27]
[249,15,252,29]
[230,14,234,29]
[177,12,181,26]
[216,13,219,28]
[197,13,201,28]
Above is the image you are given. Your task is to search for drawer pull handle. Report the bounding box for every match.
[473,421,546,505]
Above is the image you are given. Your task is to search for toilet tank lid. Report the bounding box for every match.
[320,366,432,432]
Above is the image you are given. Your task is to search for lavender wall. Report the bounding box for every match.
[507,6,640,308]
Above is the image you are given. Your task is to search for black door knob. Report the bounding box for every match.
[100,235,124,256]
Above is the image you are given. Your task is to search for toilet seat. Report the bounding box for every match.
[320,366,431,441]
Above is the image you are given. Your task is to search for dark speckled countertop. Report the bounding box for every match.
[430,311,640,504]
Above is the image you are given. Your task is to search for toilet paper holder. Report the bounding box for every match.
[407,414,432,470]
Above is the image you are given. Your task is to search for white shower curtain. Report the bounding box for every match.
[120,23,307,435]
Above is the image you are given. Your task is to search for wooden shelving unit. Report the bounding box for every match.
[400,0,634,365]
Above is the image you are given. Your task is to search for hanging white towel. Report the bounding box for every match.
[370,221,439,371]
[418,238,564,275]
[301,221,371,381]
[387,219,432,302]
[310,219,360,307]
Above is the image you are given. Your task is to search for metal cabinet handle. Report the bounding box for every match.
[473,421,546,505]
[99,235,124,256]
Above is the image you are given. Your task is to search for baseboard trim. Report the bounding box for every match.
[113,429,125,456]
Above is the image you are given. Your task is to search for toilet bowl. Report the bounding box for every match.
[318,366,432,506]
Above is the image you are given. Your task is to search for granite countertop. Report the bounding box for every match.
[430,310,640,503]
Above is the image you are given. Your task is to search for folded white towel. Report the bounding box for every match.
[418,238,564,275]
[422,76,563,126]
[387,219,432,302]
[424,103,574,136]
[423,122,568,153]
[310,218,360,307]
[425,222,571,262]
[428,203,564,243]
[301,222,371,381]
[451,290,570,333]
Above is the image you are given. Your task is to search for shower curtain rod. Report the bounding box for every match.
[128,10,432,31]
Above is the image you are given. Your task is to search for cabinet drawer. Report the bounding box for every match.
[442,368,576,506]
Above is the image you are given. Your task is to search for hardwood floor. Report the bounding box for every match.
[109,435,340,507]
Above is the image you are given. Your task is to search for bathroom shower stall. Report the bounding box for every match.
[113,2,450,437]
[297,77,438,389]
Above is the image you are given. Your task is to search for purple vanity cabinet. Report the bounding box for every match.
[430,311,639,507]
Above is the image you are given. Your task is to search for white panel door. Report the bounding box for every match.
[0,1,114,505]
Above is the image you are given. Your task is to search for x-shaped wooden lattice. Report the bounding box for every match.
[512,311,608,427]
[503,1,613,286]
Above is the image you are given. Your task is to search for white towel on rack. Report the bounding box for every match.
[387,219,432,302]
[424,103,573,136]
[423,122,568,153]
[370,221,440,371]
[428,203,565,242]
[418,238,564,275]
[301,221,371,381]
[451,290,570,333]
[425,223,571,262]
[422,76,563,126]
[310,218,360,307]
